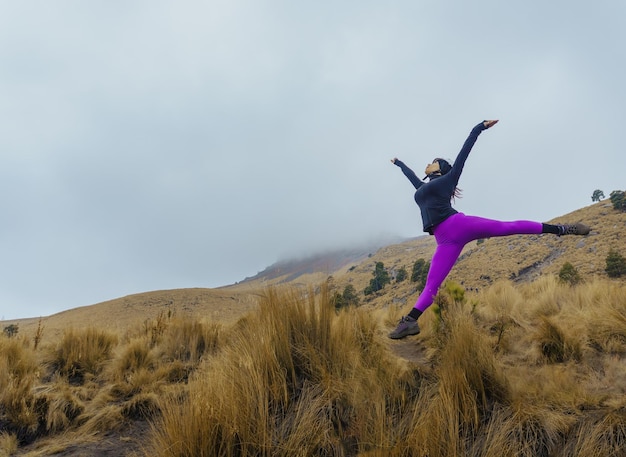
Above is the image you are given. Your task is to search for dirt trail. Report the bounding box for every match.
[389,337,431,368]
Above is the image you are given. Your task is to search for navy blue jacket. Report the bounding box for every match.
[394,122,487,234]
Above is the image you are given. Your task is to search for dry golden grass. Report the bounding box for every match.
[0,312,228,456]
[143,277,626,457]
[0,432,18,457]
[0,336,40,442]
[1,288,257,348]
[48,328,118,383]
[2,276,626,455]
[148,286,421,457]
[1,201,625,455]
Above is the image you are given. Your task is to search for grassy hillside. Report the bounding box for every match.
[2,288,261,348]
[4,201,623,340]
[327,201,625,312]
[2,200,626,456]
[3,279,626,456]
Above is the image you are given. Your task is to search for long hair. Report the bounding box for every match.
[434,158,462,201]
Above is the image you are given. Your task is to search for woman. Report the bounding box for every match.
[389,120,590,339]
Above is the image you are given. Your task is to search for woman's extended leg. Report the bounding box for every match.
[450,213,591,239]
[414,241,464,312]
[446,213,543,245]
[389,218,466,338]
[412,213,541,313]
[389,213,589,339]
[389,239,464,339]
[414,214,541,312]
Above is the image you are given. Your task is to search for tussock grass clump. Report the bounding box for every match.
[105,318,221,398]
[477,280,525,322]
[38,383,86,433]
[48,328,118,383]
[159,318,221,364]
[561,407,626,457]
[470,403,573,457]
[107,338,157,384]
[587,302,626,355]
[519,277,564,317]
[148,286,420,457]
[0,432,18,457]
[0,336,41,442]
[535,317,583,364]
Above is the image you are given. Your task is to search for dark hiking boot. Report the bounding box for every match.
[389,316,420,339]
[559,222,590,236]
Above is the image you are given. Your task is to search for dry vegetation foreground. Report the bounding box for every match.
[2,277,626,456]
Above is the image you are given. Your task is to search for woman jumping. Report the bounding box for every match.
[389,120,590,339]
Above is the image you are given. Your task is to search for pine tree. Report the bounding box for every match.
[364,262,390,295]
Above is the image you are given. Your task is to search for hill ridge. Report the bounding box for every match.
[4,201,625,342]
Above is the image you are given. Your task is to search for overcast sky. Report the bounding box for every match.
[1,1,624,320]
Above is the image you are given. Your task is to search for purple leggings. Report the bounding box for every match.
[414,213,542,312]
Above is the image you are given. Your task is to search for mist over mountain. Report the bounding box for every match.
[239,235,414,284]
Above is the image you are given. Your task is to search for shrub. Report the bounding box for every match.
[333,285,360,310]
[411,258,430,288]
[558,262,582,285]
[395,267,408,283]
[606,249,626,278]
[3,324,18,338]
[343,284,360,307]
[411,258,426,283]
[609,190,626,212]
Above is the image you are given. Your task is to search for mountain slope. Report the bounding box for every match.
[320,201,626,311]
[4,202,625,343]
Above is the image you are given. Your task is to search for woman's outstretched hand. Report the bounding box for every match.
[483,120,499,129]
[391,158,398,164]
